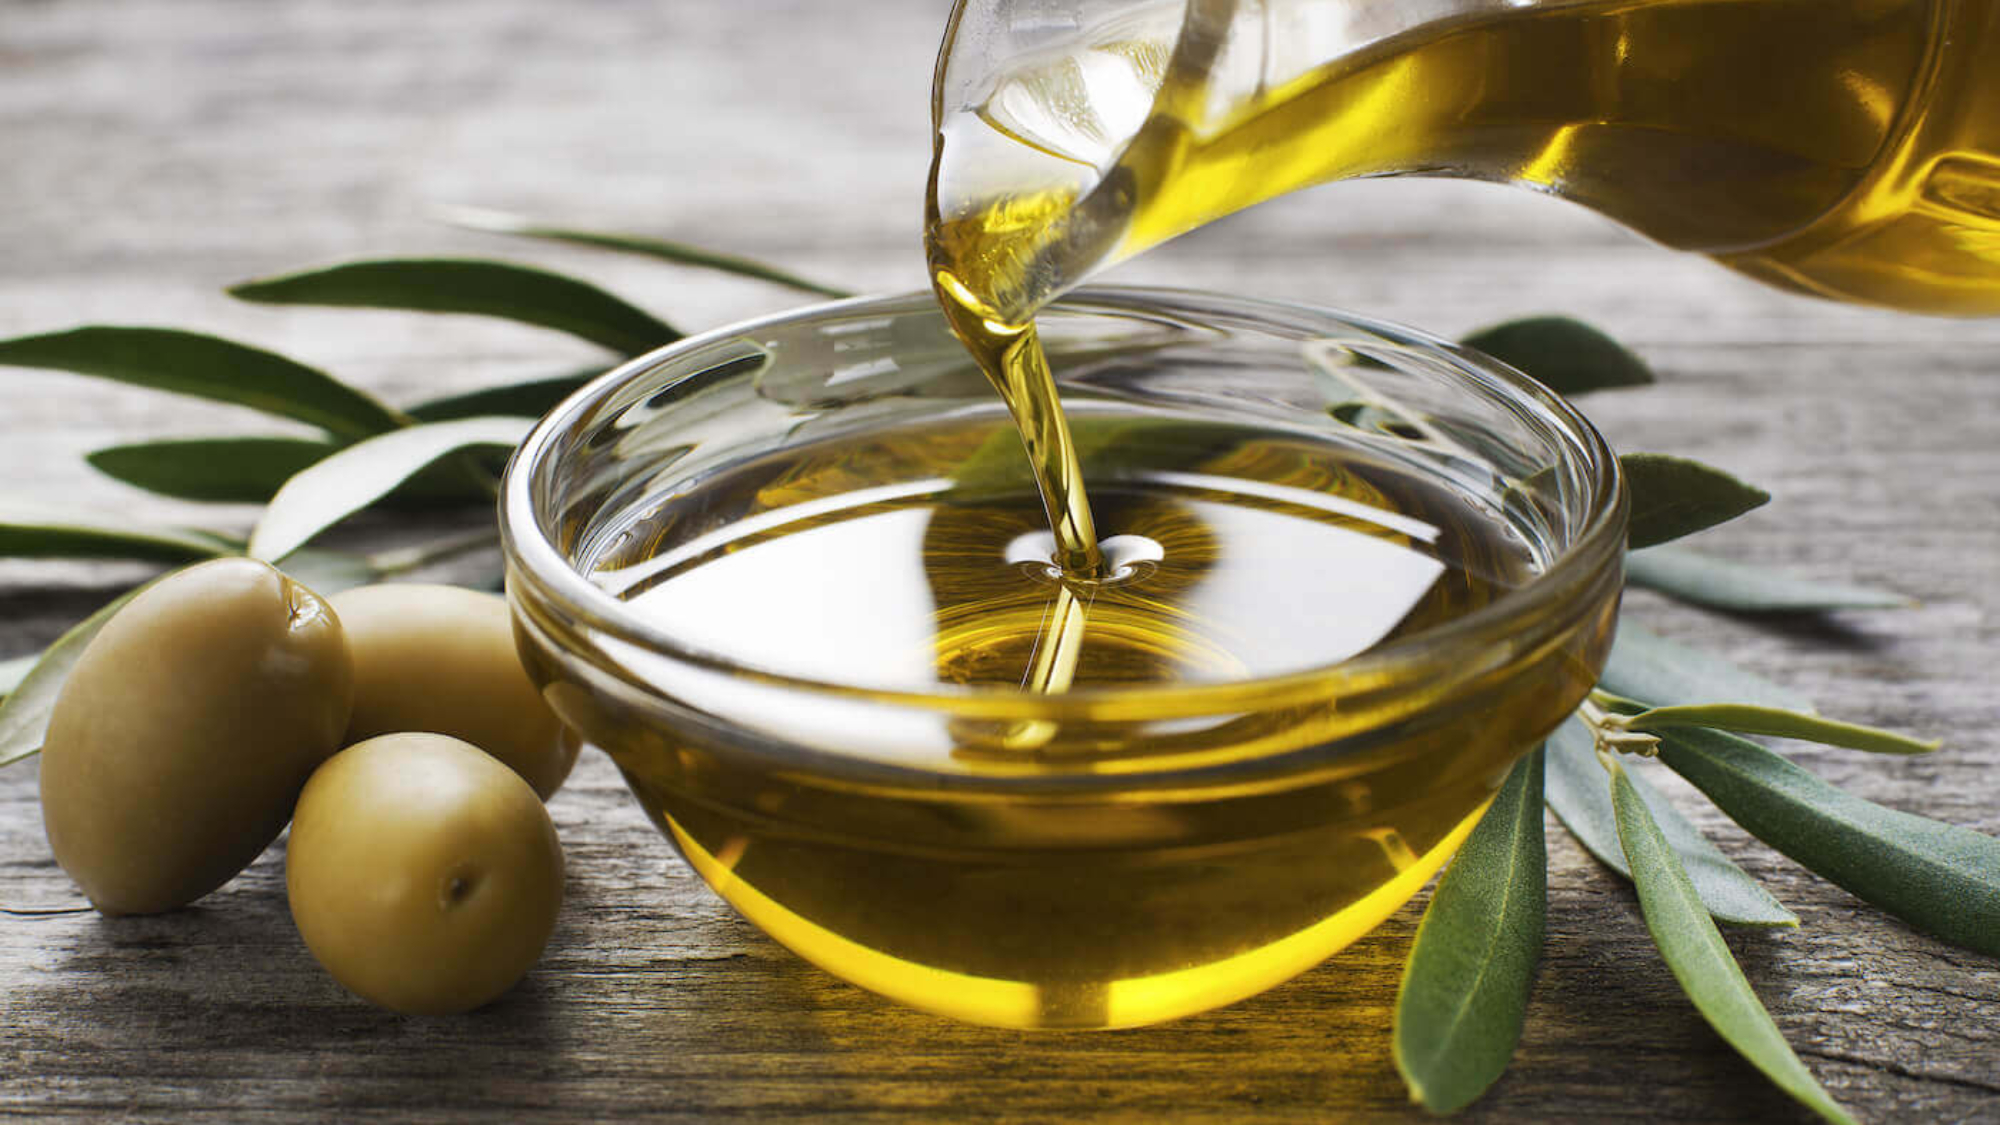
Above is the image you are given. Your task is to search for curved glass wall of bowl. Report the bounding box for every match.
[501,288,1625,1030]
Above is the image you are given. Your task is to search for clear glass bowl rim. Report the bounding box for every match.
[500,286,1628,721]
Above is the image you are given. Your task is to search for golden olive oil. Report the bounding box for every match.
[930,0,2000,321]
[591,414,1536,694]
[581,410,1591,1028]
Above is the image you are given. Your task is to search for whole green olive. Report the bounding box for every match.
[286,732,565,1015]
[330,584,577,799]
[40,557,352,915]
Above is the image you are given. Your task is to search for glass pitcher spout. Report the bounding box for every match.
[929,0,2000,318]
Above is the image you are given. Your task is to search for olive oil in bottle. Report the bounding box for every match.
[931,0,2000,320]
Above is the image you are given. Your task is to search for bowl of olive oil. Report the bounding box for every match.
[501,287,1627,1030]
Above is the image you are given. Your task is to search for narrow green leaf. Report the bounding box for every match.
[1622,453,1771,549]
[228,259,680,357]
[0,507,233,564]
[1546,718,1796,927]
[0,327,405,440]
[1628,704,1938,756]
[441,206,855,299]
[248,416,532,562]
[1609,756,1856,1125]
[1460,316,1654,396]
[1393,751,1545,1115]
[87,437,339,503]
[0,584,151,767]
[951,416,1246,502]
[277,549,382,595]
[396,454,510,507]
[1601,621,1813,713]
[183,529,246,553]
[406,371,598,422]
[363,528,502,580]
[87,436,495,508]
[1626,546,1911,614]
[1658,727,2000,957]
[0,655,32,699]
[1328,401,1418,435]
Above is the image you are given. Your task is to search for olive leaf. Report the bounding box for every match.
[228,259,680,357]
[0,655,32,700]
[1656,727,2000,958]
[0,508,234,564]
[1460,316,1654,396]
[1623,704,1938,756]
[948,426,1042,500]
[360,528,501,582]
[87,437,341,504]
[1601,622,1813,713]
[248,416,533,563]
[441,206,854,299]
[406,371,600,422]
[0,327,406,441]
[1622,453,1771,549]
[1327,401,1418,434]
[0,583,152,767]
[86,435,505,510]
[1393,751,1546,1115]
[1625,546,1910,614]
[1607,756,1857,1125]
[277,549,383,595]
[950,415,1245,502]
[1545,718,1796,927]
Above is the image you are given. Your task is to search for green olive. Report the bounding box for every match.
[39,557,352,915]
[286,732,564,1015]
[330,584,577,799]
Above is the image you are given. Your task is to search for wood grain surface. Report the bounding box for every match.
[3,1,1998,1121]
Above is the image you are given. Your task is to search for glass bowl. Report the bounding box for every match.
[500,287,1626,1030]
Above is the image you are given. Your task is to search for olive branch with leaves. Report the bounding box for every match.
[0,216,1992,1125]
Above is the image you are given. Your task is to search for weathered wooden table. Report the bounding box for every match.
[3,2,1997,1120]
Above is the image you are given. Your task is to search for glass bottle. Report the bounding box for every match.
[929,0,2000,319]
